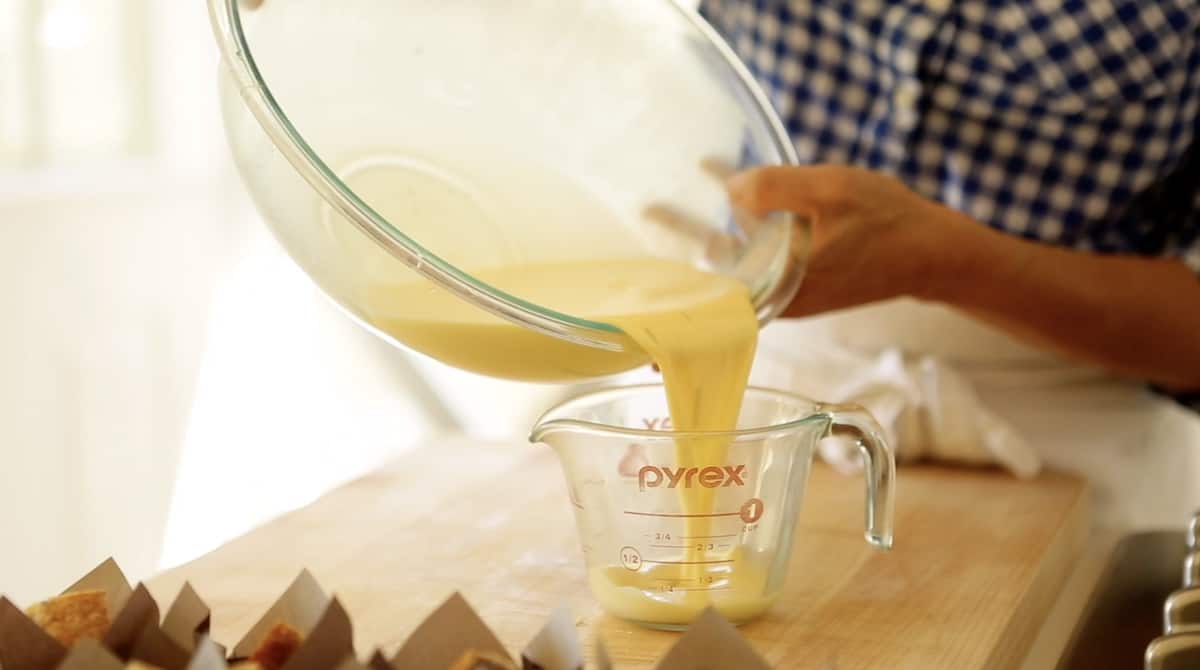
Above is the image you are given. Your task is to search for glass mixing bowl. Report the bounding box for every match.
[207,0,806,381]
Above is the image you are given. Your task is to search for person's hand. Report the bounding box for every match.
[727,165,966,317]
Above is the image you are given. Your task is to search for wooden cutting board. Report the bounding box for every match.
[147,435,1088,669]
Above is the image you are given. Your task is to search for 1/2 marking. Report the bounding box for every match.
[620,546,642,571]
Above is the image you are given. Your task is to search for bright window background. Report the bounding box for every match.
[0,0,577,604]
[1,0,150,167]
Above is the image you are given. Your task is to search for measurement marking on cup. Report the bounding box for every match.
[643,559,734,565]
[624,510,740,518]
[681,534,737,540]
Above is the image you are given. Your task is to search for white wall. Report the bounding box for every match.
[0,183,242,601]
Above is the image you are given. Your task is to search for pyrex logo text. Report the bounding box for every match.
[637,465,746,491]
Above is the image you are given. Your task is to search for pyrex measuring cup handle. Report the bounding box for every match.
[824,404,896,550]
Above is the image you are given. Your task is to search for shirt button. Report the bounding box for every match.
[893,80,921,110]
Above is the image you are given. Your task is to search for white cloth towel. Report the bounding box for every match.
[749,298,1200,531]
[750,338,1043,479]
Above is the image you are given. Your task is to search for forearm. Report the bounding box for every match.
[924,208,1200,392]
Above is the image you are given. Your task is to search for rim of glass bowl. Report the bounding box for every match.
[207,0,801,352]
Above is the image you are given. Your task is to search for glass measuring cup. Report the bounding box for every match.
[207,0,807,381]
[530,384,895,629]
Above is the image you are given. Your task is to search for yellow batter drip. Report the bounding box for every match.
[362,257,767,625]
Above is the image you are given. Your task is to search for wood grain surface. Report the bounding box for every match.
[148,435,1089,668]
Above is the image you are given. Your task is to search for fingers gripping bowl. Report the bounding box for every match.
[207,0,806,381]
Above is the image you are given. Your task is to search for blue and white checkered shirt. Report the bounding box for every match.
[700,0,1200,272]
[700,0,1200,406]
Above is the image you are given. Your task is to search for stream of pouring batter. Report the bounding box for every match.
[591,264,774,625]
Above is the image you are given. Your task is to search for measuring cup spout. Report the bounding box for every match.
[529,418,602,462]
[528,422,573,453]
[530,395,614,453]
